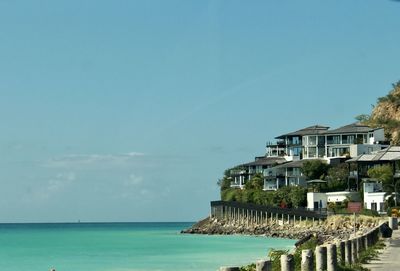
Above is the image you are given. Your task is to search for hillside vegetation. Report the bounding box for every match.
[359,81,400,144]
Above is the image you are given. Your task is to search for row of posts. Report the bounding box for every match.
[220,220,389,271]
[211,205,321,226]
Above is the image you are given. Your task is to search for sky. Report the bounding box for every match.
[0,0,400,222]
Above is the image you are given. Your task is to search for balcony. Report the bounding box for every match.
[230,169,247,176]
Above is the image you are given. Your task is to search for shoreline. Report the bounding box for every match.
[182,215,382,244]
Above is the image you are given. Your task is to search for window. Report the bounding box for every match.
[308,136,317,145]
[292,168,300,176]
[371,202,377,211]
[318,136,325,146]
[292,147,302,156]
[318,147,325,158]
[380,203,384,212]
[308,147,317,158]
[292,136,300,145]
[327,135,340,144]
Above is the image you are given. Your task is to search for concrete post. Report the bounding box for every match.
[337,240,345,266]
[327,244,337,271]
[356,237,362,256]
[280,254,295,271]
[345,240,352,265]
[256,260,272,271]
[220,267,240,271]
[360,235,366,251]
[351,239,358,263]
[315,245,327,271]
[301,249,313,271]
[389,217,398,230]
[373,228,379,244]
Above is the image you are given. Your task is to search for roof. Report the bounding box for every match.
[240,157,287,167]
[273,159,328,169]
[272,159,311,169]
[325,122,378,135]
[275,122,379,139]
[346,146,400,162]
[276,125,329,139]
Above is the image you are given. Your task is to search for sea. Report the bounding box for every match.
[0,222,296,271]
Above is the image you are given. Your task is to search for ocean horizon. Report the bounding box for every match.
[0,222,296,271]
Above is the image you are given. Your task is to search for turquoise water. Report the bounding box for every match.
[0,222,296,271]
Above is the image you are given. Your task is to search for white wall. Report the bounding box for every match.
[349,144,383,157]
[307,192,327,209]
[364,192,386,214]
[326,191,360,203]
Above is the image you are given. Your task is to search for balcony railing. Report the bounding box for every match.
[230,169,247,176]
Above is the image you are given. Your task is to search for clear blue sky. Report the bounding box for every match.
[0,0,399,222]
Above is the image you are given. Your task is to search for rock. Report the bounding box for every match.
[380,223,393,238]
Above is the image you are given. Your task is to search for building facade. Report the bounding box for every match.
[230,122,387,191]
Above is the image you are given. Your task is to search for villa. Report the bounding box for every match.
[228,122,400,214]
[346,146,400,213]
[263,122,387,191]
[230,122,388,191]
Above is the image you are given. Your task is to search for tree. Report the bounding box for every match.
[244,173,264,190]
[301,160,329,180]
[326,163,349,191]
[288,186,307,208]
[368,164,397,205]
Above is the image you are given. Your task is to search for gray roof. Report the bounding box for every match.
[276,125,329,139]
[275,122,379,140]
[346,146,400,162]
[272,159,325,169]
[241,157,287,167]
[324,122,378,135]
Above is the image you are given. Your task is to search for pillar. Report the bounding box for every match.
[256,260,272,271]
[337,240,345,266]
[345,239,352,265]
[357,237,362,255]
[389,217,398,230]
[280,254,295,271]
[315,246,327,271]
[327,244,337,271]
[220,267,240,271]
[301,249,313,271]
[351,239,358,263]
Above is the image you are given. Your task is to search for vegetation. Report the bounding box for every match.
[357,81,400,144]
[219,160,346,207]
[325,163,350,192]
[219,172,308,208]
[240,238,385,271]
[368,164,399,206]
[301,160,329,180]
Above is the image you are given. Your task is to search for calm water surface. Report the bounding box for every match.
[0,222,296,271]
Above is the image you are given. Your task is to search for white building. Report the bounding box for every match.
[363,181,386,214]
[307,191,360,210]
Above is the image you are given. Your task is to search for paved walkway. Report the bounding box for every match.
[364,228,400,271]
